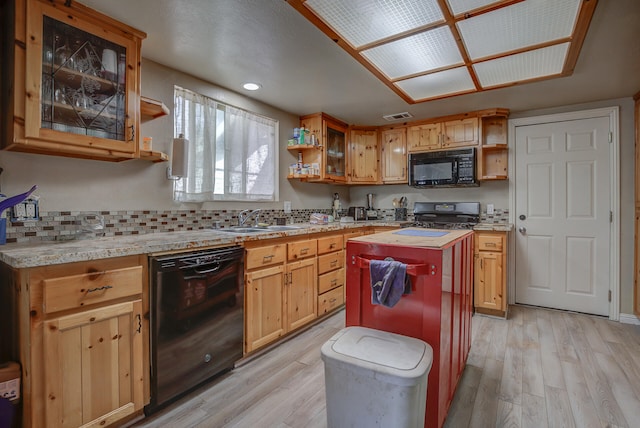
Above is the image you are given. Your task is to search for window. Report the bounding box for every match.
[173,86,278,202]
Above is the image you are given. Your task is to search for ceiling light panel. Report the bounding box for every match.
[395,67,475,101]
[362,26,463,79]
[457,0,581,60]
[474,43,569,88]
[305,0,444,49]
[445,0,507,16]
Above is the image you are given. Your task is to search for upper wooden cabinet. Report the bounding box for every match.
[294,112,348,183]
[408,117,478,153]
[2,0,150,161]
[380,128,407,184]
[348,127,379,184]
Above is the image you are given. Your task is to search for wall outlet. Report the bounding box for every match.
[26,202,36,218]
[284,201,292,214]
[13,203,26,219]
[487,204,495,215]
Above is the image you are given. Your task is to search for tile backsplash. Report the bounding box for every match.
[4,209,333,244]
[3,207,509,244]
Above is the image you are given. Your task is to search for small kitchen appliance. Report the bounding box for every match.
[365,193,377,220]
[347,206,366,221]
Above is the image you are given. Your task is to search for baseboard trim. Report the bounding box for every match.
[619,312,640,325]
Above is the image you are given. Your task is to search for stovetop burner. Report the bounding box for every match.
[411,202,480,230]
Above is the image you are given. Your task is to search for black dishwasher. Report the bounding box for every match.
[146,246,244,414]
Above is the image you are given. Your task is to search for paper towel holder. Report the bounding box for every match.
[166,134,189,180]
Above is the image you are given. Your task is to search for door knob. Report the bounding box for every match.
[518,226,526,234]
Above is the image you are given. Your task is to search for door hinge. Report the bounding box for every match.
[608,132,612,143]
[608,290,612,302]
[610,211,613,223]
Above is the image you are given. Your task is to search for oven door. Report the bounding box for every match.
[409,153,457,187]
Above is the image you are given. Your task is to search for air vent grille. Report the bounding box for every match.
[383,112,413,121]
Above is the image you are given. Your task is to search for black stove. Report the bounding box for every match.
[411,202,480,230]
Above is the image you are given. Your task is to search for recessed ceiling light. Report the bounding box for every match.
[243,82,261,91]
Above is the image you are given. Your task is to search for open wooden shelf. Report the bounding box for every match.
[140,96,170,122]
[287,144,321,151]
[139,150,169,163]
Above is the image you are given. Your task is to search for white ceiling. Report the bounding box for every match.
[80,0,640,126]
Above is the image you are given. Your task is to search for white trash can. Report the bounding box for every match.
[321,326,433,428]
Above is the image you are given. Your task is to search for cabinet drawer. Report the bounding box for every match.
[318,250,344,275]
[43,266,143,313]
[318,267,345,294]
[317,235,344,255]
[318,286,344,315]
[246,244,286,269]
[288,239,317,261]
[477,234,504,252]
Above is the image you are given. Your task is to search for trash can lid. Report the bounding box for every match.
[321,326,433,383]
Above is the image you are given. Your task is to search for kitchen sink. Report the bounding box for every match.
[266,225,302,231]
[217,227,268,234]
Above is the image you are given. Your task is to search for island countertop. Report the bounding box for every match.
[349,227,474,249]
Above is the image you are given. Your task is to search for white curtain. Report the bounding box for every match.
[173,86,277,202]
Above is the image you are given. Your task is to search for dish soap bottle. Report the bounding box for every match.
[332,193,340,218]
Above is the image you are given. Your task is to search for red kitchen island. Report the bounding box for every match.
[345,228,474,428]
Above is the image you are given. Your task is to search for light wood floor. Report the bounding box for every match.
[133,305,640,428]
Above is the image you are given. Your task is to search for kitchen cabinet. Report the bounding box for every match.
[380,128,407,184]
[3,255,147,428]
[285,239,317,331]
[474,231,508,317]
[348,127,379,184]
[317,234,345,315]
[2,0,156,162]
[244,244,287,353]
[478,109,509,181]
[408,117,478,153]
[634,92,640,317]
[245,238,317,353]
[294,112,348,183]
[408,122,441,152]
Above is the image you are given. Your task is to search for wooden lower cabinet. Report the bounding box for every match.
[244,238,317,353]
[44,300,144,427]
[286,257,317,331]
[9,255,147,428]
[474,231,508,317]
[245,264,286,352]
[317,234,345,315]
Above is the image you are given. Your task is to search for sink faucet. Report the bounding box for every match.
[238,209,261,227]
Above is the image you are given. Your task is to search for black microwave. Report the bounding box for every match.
[408,148,478,188]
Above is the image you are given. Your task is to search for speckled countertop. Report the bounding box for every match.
[0,221,511,269]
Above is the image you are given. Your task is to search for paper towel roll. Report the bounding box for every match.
[171,134,189,178]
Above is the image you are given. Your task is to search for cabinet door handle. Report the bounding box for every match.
[330,279,337,285]
[86,285,113,293]
[300,248,309,254]
[330,260,338,267]
[485,242,496,247]
[329,243,336,249]
[262,255,274,262]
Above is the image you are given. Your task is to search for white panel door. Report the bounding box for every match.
[514,116,611,316]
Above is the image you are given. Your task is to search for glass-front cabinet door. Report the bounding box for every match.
[24,0,144,159]
[324,119,347,182]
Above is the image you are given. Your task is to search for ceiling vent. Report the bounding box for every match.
[383,112,413,121]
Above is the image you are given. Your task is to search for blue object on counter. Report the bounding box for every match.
[393,229,448,238]
[0,218,5,245]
